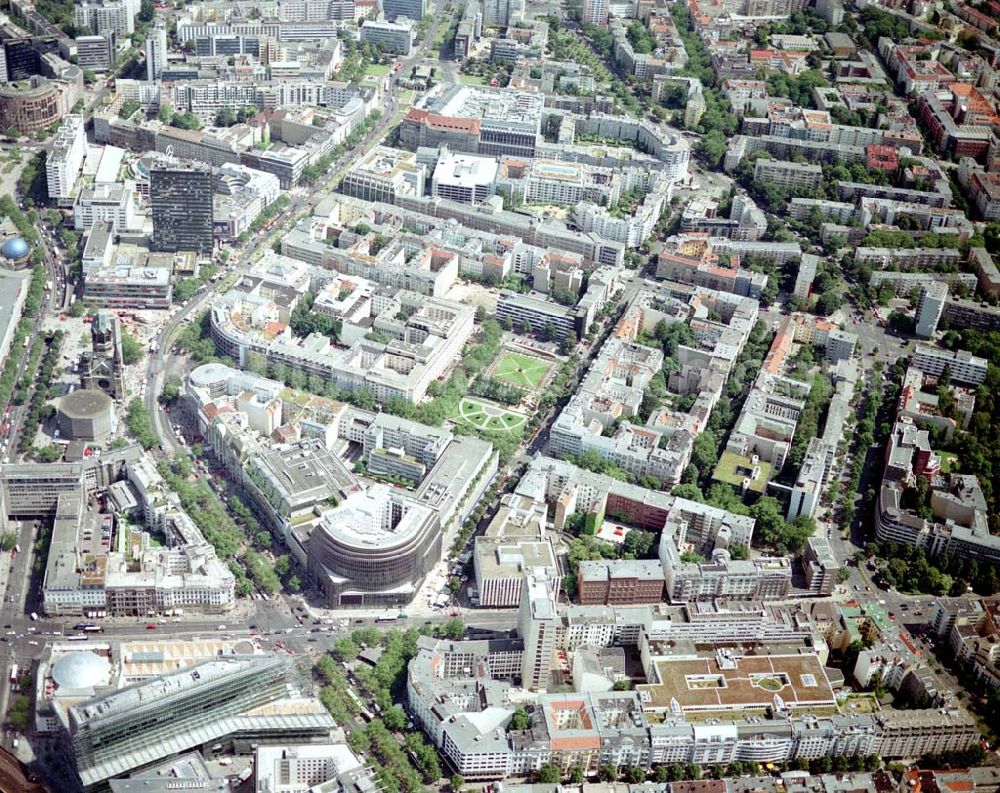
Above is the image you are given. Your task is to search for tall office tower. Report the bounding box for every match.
[517,569,558,691]
[381,0,425,21]
[67,655,333,788]
[2,38,42,81]
[915,281,948,339]
[45,115,87,205]
[144,20,167,81]
[482,0,523,26]
[150,164,214,254]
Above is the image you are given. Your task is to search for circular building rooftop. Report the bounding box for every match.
[232,639,256,655]
[189,362,236,391]
[51,651,110,690]
[1,237,29,260]
[59,389,113,419]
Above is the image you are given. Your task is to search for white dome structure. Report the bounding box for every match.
[51,651,110,690]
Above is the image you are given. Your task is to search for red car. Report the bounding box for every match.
[146,623,156,630]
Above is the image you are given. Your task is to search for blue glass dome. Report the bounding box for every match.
[1,237,29,260]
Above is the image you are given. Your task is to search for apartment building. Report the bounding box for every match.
[961,165,1000,221]
[137,23,165,81]
[519,571,559,691]
[753,158,822,192]
[679,195,767,242]
[915,282,948,339]
[655,234,768,299]
[943,297,1000,333]
[210,256,475,402]
[495,291,578,341]
[572,176,669,248]
[911,343,988,386]
[75,0,134,36]
[662,548,793,603]
[854,247,962,270]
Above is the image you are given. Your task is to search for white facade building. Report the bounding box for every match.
[145,21,168,81]
[46,116,87,206]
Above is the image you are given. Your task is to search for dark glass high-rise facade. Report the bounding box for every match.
[150,164,214,255]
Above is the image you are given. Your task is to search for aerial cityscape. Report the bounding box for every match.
[0,0,998,788]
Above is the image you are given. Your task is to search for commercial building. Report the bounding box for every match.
[213,162,282,241]
[381,0,425,21]
[66,654,334,788]
[106,752,229,792]
[359,18,414,56]
[401,85,544,158]
[483,0,523,25]
[474,492,557,608]
[308,484,441,606]
[187,363,496,604]
[83,261,174,309]
[46,115,87,206]
[431,151,498,204]
[74,183,143,233]
[41,453,235,617]
[0,267,30,376]
[340,146,425,202]
[0,72,83,135]
[150,164,214,254]
[75,35,115,72]
[255,744,376,793]
[404,634,977,778]
[638,649,837,717]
